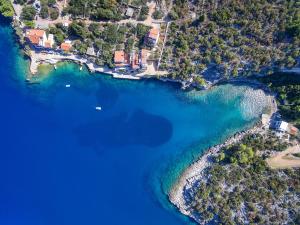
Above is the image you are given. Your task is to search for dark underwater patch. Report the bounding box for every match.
[73,109,173,149]
[95,82,119,110]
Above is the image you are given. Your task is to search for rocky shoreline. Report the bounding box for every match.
[168,89,277,224]
[168,123,262,215]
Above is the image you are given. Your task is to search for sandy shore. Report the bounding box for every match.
[168,91,277,222]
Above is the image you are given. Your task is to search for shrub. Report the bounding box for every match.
[152,9,163,19]
[138,6,149,21]
[21,5,36,21]
[39,5,49,19]
[49,8,59,20]
[0,0,14,17]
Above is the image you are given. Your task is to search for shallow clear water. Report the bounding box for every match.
[0,19,268,225]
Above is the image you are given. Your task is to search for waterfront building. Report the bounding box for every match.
[274,120,289,132]
[44,34,54,48]
[114,49,150,72]
[60,40,72,52]
[25,29,55,49]
[273,121,299,136]
[26,29,47,47]
[114,50,130,70]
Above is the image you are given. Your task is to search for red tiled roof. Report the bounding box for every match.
[114,51,130,67]
[114,51,125,63]
[61,42,72,51]
[289,126,299,135]
[28,35,41,45]
[26,29,45,45]
[148,28,159,40]
[27,29,45,37]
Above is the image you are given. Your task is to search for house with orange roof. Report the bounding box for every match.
[145,27,160,47]
[288,124,299,136]
[26,29,47,47]
[26,29,55,49]
[44,34,54,48]
[114,49,150,72]
[60,40,72,52]
[114,50,130,70]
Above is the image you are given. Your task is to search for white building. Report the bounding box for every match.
[275,121,289,132]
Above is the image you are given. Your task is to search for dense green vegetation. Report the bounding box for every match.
[292,152,300,158]
[152,9,163,19]
[17,0,140,21]
[216,133,288,165]
[13,0,300,82]
[162,0,300,81]
[21,5,36,20]
[0,0,14,18]
[217,133,289,165]
[48,20,151,67]
[65,0,121,20]
[260,73,300,127]
[190,133,299,224]
[138,5,149,21]
[15,0,155,69]
[20,0,60,21]
[63,0,149,20]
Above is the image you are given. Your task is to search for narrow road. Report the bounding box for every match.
[157,21,171,69]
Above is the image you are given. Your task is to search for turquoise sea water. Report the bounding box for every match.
[0,18,269,225]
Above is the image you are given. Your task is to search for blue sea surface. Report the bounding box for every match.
[0,19,267,225]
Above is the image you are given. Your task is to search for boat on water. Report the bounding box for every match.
[54,65,57,70]
[79,66,83,71]
[65,84,71,88]
[95,106,102,111]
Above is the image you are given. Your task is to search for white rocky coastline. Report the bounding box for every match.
[168,124,263,217]
[168,90,277,224]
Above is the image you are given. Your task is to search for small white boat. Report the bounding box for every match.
[65,84,71,88]
[95,106,102,111]
[54,65,57,70]
[79,66,83,71]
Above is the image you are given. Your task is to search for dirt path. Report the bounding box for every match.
[144,1,156,26]
[266,145,300,169]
